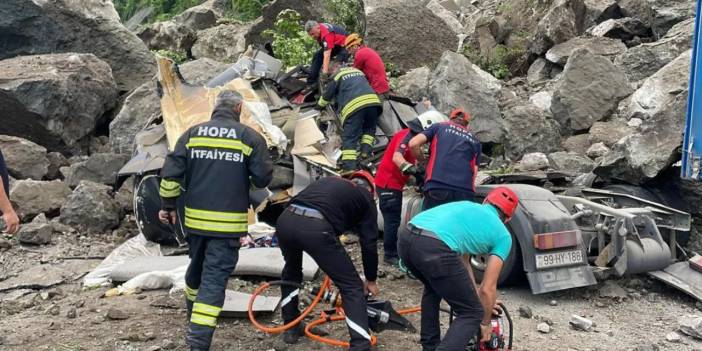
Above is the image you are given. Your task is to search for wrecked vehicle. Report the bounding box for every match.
[117,48,702,302]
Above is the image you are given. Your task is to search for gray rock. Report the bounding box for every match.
[89,136,112,155]
[0,54,119,153]
[666,331,682,343]
[0,0,156,91]
[428,51,503,143]
[583,0,621,28]
[366,2,457,72]
[173,1,221,31]
[537,322,551,333]
[518,153,550,171]
[0,135,49,180]
[17,218,53,245]
[529,91,553,112]
[179,58,232,86]
[530,0,587,55]
[589,18,651,41]
[8,180,71,220]
[546,37,627,65]
[527,58,554,86]
[109,81,160,154]
[503,104,561,161]
[65,153,130,188]
[138,20,196,54]
[46,152,69,180]
[562,134,591,154]
[192,24,250,63]
[679,315,702,340]
[518,306,533,319]
[599,280,627,299]
[106,307,129,320]
[549,300,558,306]
[60,181,121,233]
[396,67,432,101]
[618,0,694,39]
[426,0,464,34]
[115,178,135,214]
[586,142,610,158]
[551,49,632,131]
[588,120,634,147]
[570,314,593,331]
[548,151,596,173]
[615,18,694,83]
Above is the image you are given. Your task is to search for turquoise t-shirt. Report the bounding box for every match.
[409,201,512,261]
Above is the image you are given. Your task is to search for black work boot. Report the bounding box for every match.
[283,322,306,344]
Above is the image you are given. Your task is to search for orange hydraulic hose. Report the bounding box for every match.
[248,276,331,334]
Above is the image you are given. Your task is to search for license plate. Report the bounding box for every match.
[536,250,584,269]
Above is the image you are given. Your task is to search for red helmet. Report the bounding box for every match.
[449,108,471,122]
[346,170,376,197]
[484,186,519,220]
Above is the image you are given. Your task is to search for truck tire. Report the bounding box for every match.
[134,174,182,246]
[470,230,524,286]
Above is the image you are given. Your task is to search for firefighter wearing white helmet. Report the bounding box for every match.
[373,107,446,266]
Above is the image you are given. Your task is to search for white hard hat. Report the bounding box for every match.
[417,110,448,130]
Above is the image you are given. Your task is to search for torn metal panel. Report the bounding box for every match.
[292,155,339,196]
[649,261,702,302]
[221,290,279,318]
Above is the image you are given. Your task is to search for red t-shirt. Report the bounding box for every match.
[374,129,416,191]
[353,46,390,95]
[319,24,347,51]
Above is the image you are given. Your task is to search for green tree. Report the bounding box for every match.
[263,9,318,67]
[228,0,270,21]
[323,0,364,34]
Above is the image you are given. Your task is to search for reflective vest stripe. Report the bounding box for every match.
[334,68,363,82]
[345,317,372,340]
[159,179,181,198]
[185,284,198,302]
[185,207,248,223]
[191,313,217,327]
[361,134,375,145]
[341,94,381,120]
[280,289,300,308]
[184,217,248,233]
[193,302,222,317]
[186,137,253,156]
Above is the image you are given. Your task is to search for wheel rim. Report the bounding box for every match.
[471,255,489,272]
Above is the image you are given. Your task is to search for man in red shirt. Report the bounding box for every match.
[305,20,349,85]
[344,34,390,97]
[374,111,447,265]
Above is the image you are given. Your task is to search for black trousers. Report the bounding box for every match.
[276,210,373,351]
[308,46,349,84]
[341,106,381,171]
[184,235,240,350]
[422,188,475,211]
[397,227,483,351]
[378,186,402,260]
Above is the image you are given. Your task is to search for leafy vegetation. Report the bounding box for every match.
[113,0,206,21]
[152,49,188,63]
[227,0,271,21]
[263,10,319,67]
[323,0,364,34]
[462,44,525,80]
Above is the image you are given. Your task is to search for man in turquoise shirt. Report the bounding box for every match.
[398,187,519,351]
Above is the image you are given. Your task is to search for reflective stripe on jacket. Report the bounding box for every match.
[318,67,382,122]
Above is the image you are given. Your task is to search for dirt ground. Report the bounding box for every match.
[1,232,702,351]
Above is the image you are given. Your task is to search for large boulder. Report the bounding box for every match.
[0,0,156,91]
[583,0,622,28]
[59,180,121,233]
[0,54,119,153]
[595,50,690,184]
[618,0,695,39]
[0,135,49,180]
[109,81,160,154]
[562,134,591,154]
[530,0,587,55]
[426,0,465,35]
[527,58,555,86]
[17,214,54,245]
[589,18,651,42]
[192,24,250,63]
[503,104,562,161]
[518,152,550,171]
[179,58,231,85]
[395,67,432,101]
[548,151,597,173]
[9,180,71,220]
[551,49,632,131]
[427,51,503,143]
[588,120,635,147]
[173,0,222,31]
[64,153,131,188]
[137,20,197,54]
[545,36,627,65]
[366,3,457,72]
[614,18,693,83]
[46,152,69,180]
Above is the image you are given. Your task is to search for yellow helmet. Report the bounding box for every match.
[344,33,363,48]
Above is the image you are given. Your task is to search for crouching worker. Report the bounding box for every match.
[276,173,379,351]
[158,90,273,351]
[398,187,519,351]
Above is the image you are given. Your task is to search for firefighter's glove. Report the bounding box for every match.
[400,162,418,176]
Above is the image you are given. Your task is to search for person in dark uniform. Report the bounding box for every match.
[408,108,482,210]
[276,172,379,351]
[158,90,273,351]
[0,149,19,234]
[317,59,382,171]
